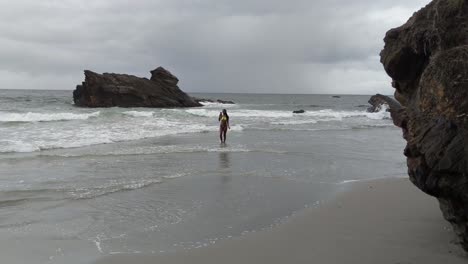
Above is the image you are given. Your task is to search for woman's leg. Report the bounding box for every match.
[223,128,227,143]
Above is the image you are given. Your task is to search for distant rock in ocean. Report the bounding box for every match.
[366,94,401,113]
[332,95,341,98]
[73,67,202,108]
[381,0,468,251]
[293,110,305,114]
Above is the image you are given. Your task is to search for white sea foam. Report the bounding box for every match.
[199,101,237,108]
[0,100,388,154]
[365,105,391,120]
[107,144,252,156]
[122,111,154,118]
[0,118,244,153]
[68,178,163,199]
[40,143,275,158]
[0,140,40,153]
[302,108,390,120]
[338,175,406,185]
[0,111,100,122]
[162,173,187,179]
[186,109,293,118]
[271,120,318,125]
[185,108,390,121]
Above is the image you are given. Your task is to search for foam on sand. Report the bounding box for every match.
[68,178,163,200]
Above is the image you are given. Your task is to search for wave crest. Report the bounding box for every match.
[0,111,100,123]
[122,111,154,118]
[184,108,390,120]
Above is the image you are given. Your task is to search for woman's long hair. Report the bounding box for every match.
[222,109,229,121]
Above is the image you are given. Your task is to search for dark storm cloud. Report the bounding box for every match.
[0,0,429,93]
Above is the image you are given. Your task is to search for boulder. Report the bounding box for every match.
[380,0,468,250]
[293,110,305,114]
[367,94,402,113]
[73,67,202,108]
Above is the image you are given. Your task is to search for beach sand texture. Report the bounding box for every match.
[97,178,467,264]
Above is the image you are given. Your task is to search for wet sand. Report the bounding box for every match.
[95,178,467,264]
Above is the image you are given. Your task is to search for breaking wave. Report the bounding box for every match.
[185,108,390,121]
[198,101,238,108]
[0,100,389,154]
[0,111,100,123]
[0,121,244,153]
[122,111,154,118]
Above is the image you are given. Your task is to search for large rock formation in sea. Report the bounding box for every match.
[73,67,202,107]
[380,0,468,250]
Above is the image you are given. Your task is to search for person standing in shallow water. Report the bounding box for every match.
[218,109,230,143]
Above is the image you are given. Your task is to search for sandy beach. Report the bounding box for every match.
[96,178,467,264]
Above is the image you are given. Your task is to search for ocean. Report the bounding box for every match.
[0,90,406,264]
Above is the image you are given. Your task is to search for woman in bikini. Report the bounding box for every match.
[218,109,230,143]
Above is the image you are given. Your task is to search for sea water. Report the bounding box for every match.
[0,90,406,263]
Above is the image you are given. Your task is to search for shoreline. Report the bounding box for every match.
[95,177,467,264]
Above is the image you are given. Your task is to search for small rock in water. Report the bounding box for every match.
[293,109,305,114]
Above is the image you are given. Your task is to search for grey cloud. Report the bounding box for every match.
[0,0,430,93]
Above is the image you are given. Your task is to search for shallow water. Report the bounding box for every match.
[0,91,406,263]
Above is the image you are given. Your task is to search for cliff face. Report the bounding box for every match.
[380,0,468,250]
[73,67,202,108]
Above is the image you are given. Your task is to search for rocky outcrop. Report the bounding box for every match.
[367,94,402,113]
[380,0,468,250]
[293,110,305,114]
[73,67,202,108]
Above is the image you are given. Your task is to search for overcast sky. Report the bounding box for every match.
[0,0,429,94]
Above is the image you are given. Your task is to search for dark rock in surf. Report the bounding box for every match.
[367,94,402,113]
[293,110,305,114]
[380,0,468,251]
[332,96,341,98]
[73,67,202,108]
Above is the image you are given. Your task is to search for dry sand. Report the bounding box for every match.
[95,178,467,264]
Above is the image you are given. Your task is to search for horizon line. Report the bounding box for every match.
[0,88,393,96]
